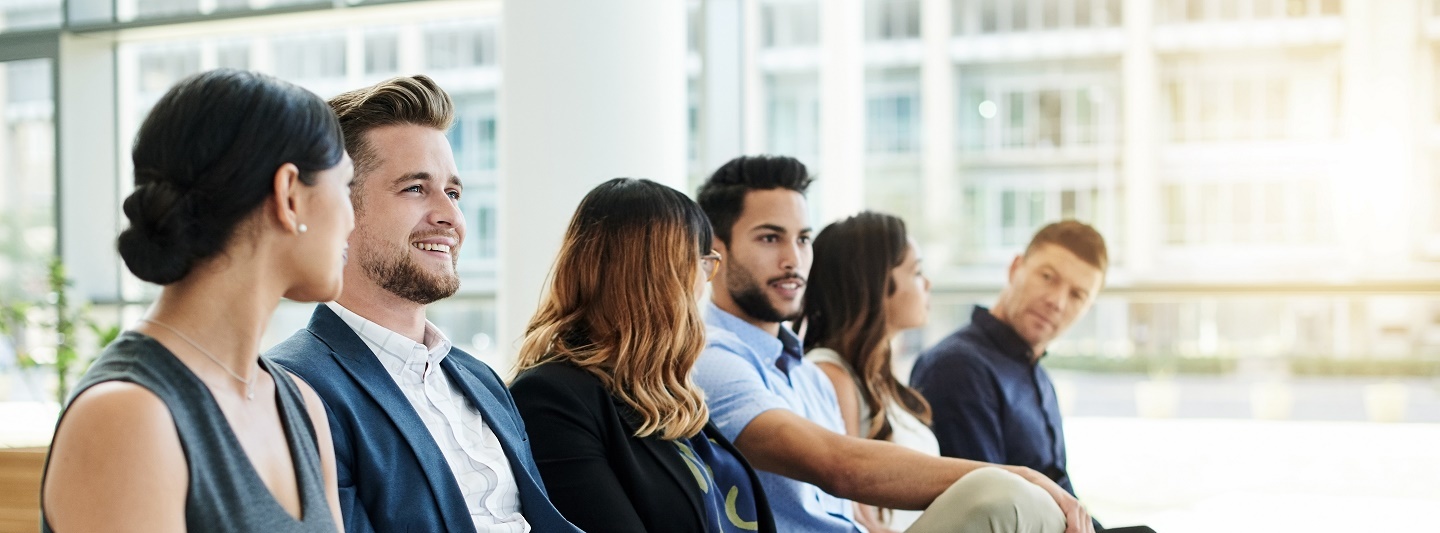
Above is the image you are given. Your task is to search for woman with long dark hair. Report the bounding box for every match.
[511,178,775,533]
[802,211,936,532]
[41,69,352,532]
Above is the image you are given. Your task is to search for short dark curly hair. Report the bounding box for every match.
[695,155,814,245]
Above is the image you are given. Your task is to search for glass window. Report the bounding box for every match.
[1285,0,1307,17]
[425,24,497,70]
[1037,89,1062,148]
[450,93,498,173]
[1011,0,1030,31]
[0,0,62,32]
[687,2,702,53]
[1254,0,1277,18]
[457,186,498,263]
[866,70,921,154]
[365,31,400,76]
[958,86,989,150]
[1219,0,1240,20]
[1233,181,1254,243]
[689,78,705,169]
[1164,183,1186,244]
[1042,0,1061,29]
[866,0,922,41]
[1185,0,1204,21]
[1074,0,1093,27]
[1001,189,1018,236]
[765,73,821,159]
[427,297,500,365]
[0,59,56,302]
[1074,87,1096,144]
[1005,91,1027,147]
[272,33,346,83]
[1103,0,1122,25]
[215,0,249,12]
[1264,78,1288,138]
[133,0,201,19]
[216,41,251,70]
[981,0,999,32]
[1262,180,1285,242]
[762,0,820,48]
[138,46,201,95]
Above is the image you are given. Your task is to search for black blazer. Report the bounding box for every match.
[511,362,777,533]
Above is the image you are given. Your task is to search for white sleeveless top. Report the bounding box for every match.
[806,347,940,530]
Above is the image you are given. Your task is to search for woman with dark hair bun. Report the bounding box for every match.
[802,211,937,532]
[40,69,353,533]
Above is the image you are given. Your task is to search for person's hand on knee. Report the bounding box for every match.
[1003,466,1093,533]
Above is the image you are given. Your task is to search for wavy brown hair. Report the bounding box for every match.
[802,211,932,441]
[515,178,714,440]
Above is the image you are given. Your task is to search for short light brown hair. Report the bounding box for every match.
[1026,220,1109,273]
[328,75,454,184]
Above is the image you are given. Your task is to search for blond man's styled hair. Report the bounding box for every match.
[327,75,455,196]
[515,178,714,440]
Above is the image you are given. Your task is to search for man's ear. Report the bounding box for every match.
[1007,254,1023,283]
[271,162,304,234]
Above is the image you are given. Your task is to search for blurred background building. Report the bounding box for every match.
[2,0,1439,530]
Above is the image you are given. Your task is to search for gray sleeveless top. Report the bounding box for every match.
[40,331,336,533]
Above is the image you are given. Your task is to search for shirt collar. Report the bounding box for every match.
[326,301,452,373]
[704,300,804,374]
[971,305,1042,366]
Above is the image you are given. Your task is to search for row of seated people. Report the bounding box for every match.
[39,70,1151,533]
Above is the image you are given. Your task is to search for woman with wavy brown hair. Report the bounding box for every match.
[802,211,937,532]
[510,178,775,533]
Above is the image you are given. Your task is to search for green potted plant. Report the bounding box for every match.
[4,258,120,406]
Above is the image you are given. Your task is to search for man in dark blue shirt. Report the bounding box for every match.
[911,220,1107,501]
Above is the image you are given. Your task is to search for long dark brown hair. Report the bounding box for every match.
[515,178,713,440]
[802,211,931,441]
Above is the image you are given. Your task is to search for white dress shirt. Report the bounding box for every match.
[326,302,530,533]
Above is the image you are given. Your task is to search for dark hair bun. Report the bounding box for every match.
[116,179,203,285]
[114,68,344,285]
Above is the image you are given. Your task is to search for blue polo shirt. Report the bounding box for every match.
[692,301,860,533]
[909,305,1076,496]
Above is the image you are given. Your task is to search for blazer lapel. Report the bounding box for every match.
[306,305,474,533]
[614,398,708,527]
[438,358,549,491]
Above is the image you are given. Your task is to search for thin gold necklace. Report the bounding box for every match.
[142,317,256,401]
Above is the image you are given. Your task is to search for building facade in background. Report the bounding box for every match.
[3,0,1440,374]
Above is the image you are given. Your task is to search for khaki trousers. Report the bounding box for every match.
[904,466,1067,533]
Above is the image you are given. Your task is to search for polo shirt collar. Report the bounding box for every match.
[704,300,804,374]
[972,305,1042,366]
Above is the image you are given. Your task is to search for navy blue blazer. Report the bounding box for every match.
[265,304,581,533]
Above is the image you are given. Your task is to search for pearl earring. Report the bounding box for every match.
[298,224,308,233]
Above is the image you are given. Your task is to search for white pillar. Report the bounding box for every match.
[818,0,865,223]
[1338,0,1415,273]
[59,34,121,304]
[920,0,955,265]
[498,0,687,372]
[740,0,765,155]
[1121,0,1156,277]
[702,0,749,175]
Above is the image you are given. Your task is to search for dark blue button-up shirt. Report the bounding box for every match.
[909,305,1075,496]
